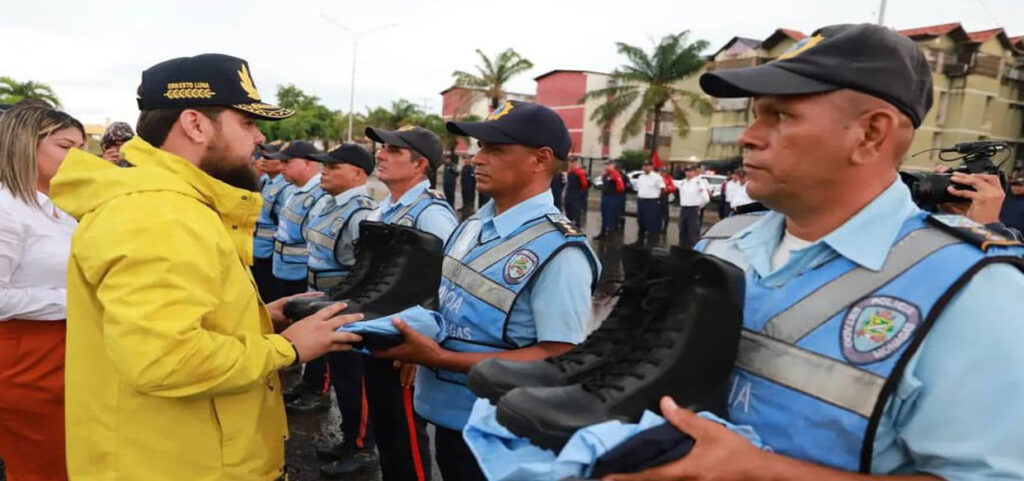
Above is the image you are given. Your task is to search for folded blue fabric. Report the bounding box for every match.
[463,398,768,480]
[337,306,446,354]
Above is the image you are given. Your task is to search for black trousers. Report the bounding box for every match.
[565,193,586,227]
[678,206,702,248]
[434,424,486,481]
[636,198,661,242]
[364,358,432,481]
[250,256,276,303]
[327,351,372,448]
[443,183,457,209]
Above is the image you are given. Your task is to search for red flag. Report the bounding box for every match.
[651,150,664,169]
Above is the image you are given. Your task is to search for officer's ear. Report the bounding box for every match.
[177,108,222,145]
[534,147,556,175]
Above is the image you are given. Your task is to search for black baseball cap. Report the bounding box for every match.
[447,100,572,160]
[259,139,285,155]
[265,140,321,160]
[137,53,294,120]
[700,23,933,127]
[309,143,375,175]
[365,126,444,168]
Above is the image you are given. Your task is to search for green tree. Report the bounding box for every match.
[618,149,647,172]
[363,99,425,130]
[257,84,343,143]
[581,32,711,156]
[452,48,533,111]
[0,77,61,107]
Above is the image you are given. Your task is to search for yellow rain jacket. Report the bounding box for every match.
[50,137,297,481]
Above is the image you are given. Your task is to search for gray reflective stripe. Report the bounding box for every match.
[305,229,336,250]
[763,227,959,343]
[737,330,885,418]
[275,241,307,257]
[391,192,430,223]
[282,208,306,225]
[308,271,343,290]
[466,222,559,271]
[442,256,516,313]
[703,214,762,239]
[255,227,276,238]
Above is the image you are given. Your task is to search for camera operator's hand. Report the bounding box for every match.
[940,172,1005,224]
[280,302,363,363]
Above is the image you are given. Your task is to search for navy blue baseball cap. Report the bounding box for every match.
[446,100,572,160]
[265,140,321,160]
[309,143,375,175]
[700,23,933,127]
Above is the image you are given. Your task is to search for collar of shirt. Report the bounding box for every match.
[378,179,430,214]
[476,190,558,241]
[295,173,321,193]
[729,178,920,285]
[332,184,368,206]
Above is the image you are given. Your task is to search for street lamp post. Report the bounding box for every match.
[320,14,396,142]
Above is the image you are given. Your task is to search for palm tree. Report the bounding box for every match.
[581,32,710,156]
[452,48,533,111]
[0,77,61,107]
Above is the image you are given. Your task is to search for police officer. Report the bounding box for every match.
[594,159,626,240]
[564,157,589,226]
[676,164,709,247]
[266,140,331,412]
[460,160,477,216]
[605,24,1024,481]
[374,101,600,480]
[357,125,459,481]
[252,140,292,303]
[633,159,665,246]
[304,144,379,476]
[550,167,566,211]
[442,157,459,209]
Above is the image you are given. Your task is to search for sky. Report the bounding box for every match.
[2,0,1022,125]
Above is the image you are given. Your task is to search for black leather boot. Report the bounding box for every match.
[467,246,680,403]
[495,249,745,451]
[283,221,395,320]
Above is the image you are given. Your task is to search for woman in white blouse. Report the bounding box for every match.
[0,105,84,481]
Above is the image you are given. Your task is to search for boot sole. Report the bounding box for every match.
[495,399,572,452]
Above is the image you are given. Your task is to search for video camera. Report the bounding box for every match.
[901,141,1010,206]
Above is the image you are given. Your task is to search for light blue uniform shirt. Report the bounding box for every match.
[473,190,599,344]
[373,179,458,243]
[720,179,1024,479]
[313,184,373,268]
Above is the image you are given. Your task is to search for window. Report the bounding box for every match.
[714,98,749,111]
[711,126,745,145]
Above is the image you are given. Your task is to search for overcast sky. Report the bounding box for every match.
[2,0,1021,125]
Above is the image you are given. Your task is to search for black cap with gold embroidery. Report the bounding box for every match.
[137,53,294,120]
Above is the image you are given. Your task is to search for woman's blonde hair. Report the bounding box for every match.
[0,105,85,208]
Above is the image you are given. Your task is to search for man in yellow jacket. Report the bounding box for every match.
[50,54,364,481]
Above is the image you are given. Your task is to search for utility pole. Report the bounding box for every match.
[877,0,888,26]
[320,14,396,142]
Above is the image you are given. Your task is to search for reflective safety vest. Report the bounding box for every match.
[303,193,376,291]
[415,213,599,430]
[254,175,291,259]
[697,212,1024,472]
[371,189,453,226]
[273,182,326,281]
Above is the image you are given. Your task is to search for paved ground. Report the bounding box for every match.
[283,191,720,480]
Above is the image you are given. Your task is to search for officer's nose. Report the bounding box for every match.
[737,122,766,153]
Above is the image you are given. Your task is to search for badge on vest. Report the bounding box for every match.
[503,249,539,284]
[330,218,344,235]
[841,296,920,364]
[303,195,315,209]
[397,215,415,227]
[926,214,1023,251]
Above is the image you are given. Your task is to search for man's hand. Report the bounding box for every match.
[394,360,418,388]
[603,396,771,481]
[266,291,324,325]
[101,147,122,163]
[944,172,1005,224]
[280,302,363,363]
[372,318,447,367]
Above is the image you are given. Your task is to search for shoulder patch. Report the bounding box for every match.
[356,197,375,209]
[926,214,1023,251]
[426,189,446,200]
[546,213,583,237]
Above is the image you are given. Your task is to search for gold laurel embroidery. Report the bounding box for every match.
[238,64,262,101]
[163,88,216,99]
[232,103,294,119]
